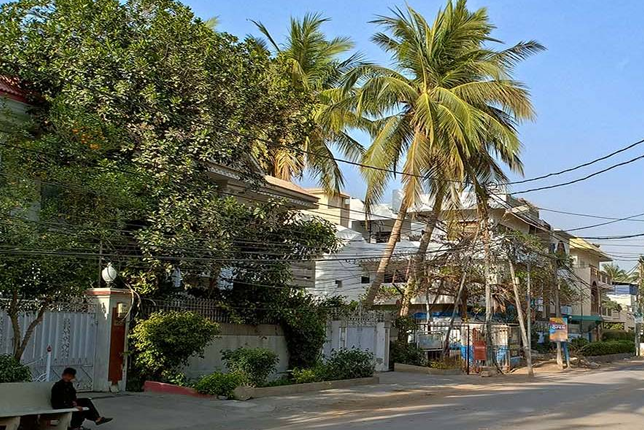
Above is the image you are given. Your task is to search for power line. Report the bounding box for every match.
[538,206,644,223]
[564,211,644,233]
[512,152,644,195]
[508,137,644,185]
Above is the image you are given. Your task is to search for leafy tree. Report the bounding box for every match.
[0,0,335,357]
[252,13,367,192]
[341,1,543,307]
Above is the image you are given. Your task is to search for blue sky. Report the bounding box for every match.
[181,0,644,268]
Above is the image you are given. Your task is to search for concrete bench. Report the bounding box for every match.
[0,382,88,430]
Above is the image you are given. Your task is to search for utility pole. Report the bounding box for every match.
[526,262,532,366]
[553,257,564,370]
[637,256,644,356]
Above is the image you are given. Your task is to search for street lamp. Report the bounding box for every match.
[101,262,118,286]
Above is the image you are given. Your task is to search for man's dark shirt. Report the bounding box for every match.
[51,380,77,409]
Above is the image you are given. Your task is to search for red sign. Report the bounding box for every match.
[473,340,487,361]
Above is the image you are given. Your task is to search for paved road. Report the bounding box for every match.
[96,361,644,430]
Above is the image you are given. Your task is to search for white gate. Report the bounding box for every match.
[325,307,392,371]
[0,302,98,391]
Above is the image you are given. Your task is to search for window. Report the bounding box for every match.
[335,280,343,288]
[361,276,370,284]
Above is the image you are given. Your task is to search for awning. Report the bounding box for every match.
[569,315,603,322]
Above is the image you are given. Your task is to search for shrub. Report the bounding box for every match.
[580,340,635,356]
[194,372,242,398]
[292,366,325,384]
[602,330,633,342]
[323,348,375,380]
[390,340,427,366]
[221,347,279,386]
[0,354,31,383]
[569,337,589,352]
[428,357,461,370]
[394,316,418,341]
[130,311,219,381]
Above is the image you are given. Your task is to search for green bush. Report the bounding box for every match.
[292,366,325,384]
[130,311,219,381]
[323,348,375,380]
[602,330,633,342]
[580,340,635,356]
[0,354,31,383]
[569,337,589,352]
[394,316,418,341]
[390,340,426,366]
[221,347,279,386]
[428,357,461,370]
[194,372,242,398]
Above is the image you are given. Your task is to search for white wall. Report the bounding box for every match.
[184,324,290,379]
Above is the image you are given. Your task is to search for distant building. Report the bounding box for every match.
[603,282,639,331]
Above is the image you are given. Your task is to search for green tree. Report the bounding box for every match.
[0,0,334,356]
[602,263,637,284]
[343,1,542,307]
[252,12,366,192]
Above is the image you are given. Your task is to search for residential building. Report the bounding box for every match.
[302,188,351,227]
[304,188,555,314]
[302,188,422,302]
[0,77,29,132]
[566,236,612,340]
[603,282,639,331]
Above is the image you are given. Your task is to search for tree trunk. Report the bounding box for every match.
[9,292,51,360]
[443,261,471,356]
[399,190,444,316]
[9,290,21,360]
[363,202,409,307]
[461,286,469,322]
[508,258,533,377]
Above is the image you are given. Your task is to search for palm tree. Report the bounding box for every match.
[602,262,638,284]
[204,16,219,30]
[252,13,366,193]
[345,1,544,307]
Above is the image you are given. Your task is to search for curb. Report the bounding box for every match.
[143,381,210,398]
[393,363,462,375]
[142,376,380,400]
[250,376,380,398]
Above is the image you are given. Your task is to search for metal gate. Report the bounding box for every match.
[0,302,98,391]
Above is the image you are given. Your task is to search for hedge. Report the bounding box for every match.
[601,330,633,342]
[580,340,634,356]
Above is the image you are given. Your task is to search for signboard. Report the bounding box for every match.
[416,332,443,350]
[473,340,487,360]
[549,317,568,342]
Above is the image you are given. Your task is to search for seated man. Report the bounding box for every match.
[51,368,113,430]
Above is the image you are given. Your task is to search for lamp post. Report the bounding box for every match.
[101,262,118,286]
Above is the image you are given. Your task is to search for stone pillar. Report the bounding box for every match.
[375,321,389,372]
[330,320,343,351]
[85,288,133,392]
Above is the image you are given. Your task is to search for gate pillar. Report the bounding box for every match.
[86,288,132,392]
